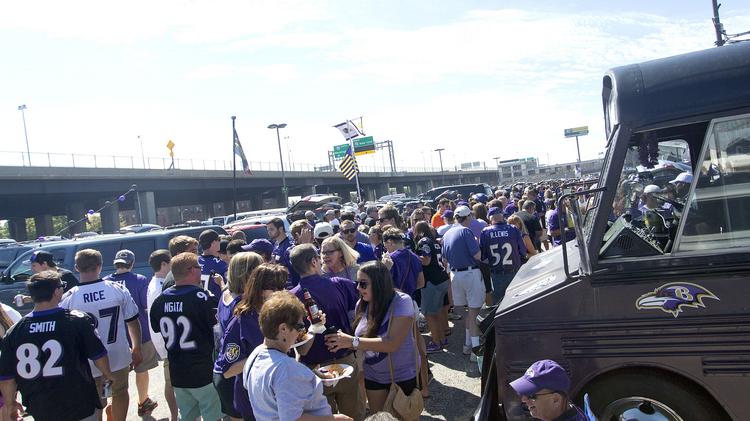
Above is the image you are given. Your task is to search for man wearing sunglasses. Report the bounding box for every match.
[510,360,586,421]
[338,220,376,264]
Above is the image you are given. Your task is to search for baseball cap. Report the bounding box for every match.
[313,222,334,240]
[670,172,693,184]
[457,200,469,207]
[325,209,336,217]
[113,249,135,265]
[510,360,571,396]
[487,207,502,217]
[305,210,315,218]
[643,184,661,194]
[442,209,454,219]
[454,205,472,218]
[30,250,55,266]
[473,193,488,204]
[242,239,273,256]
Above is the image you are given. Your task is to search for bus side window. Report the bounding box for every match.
[677,115,750,251]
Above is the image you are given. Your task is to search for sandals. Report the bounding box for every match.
[137,398,159,416]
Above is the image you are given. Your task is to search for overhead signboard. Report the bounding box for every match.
[564,126,589,138]
[332,136,376,158]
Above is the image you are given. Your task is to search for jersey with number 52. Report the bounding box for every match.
[150,285,219,388]
[479,223,527,273]
[60,279,140,376]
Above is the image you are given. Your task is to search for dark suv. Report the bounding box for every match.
[418,183,494,206]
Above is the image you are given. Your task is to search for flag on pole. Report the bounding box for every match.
[334,121,362,141]
[233,128,251,174]
[339,145,359,180]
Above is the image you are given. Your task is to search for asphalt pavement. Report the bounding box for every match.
[125,311,481,421]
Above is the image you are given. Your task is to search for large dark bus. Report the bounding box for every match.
[476,41,750,420]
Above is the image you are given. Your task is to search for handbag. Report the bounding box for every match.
[382,298,424,421]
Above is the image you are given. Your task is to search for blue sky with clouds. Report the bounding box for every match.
[1,1,748,172]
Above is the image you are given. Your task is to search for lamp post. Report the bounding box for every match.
[17,105,30,166]
[493,156,501,185]
[434,148,445,185]
[267,123,288,207]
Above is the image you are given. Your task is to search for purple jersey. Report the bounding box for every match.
[103,271,151,343]
[214,312,263,417]
[272,237,293,265]
[389,248,423,297]
[199,255,228,297]
[479,223,526,273]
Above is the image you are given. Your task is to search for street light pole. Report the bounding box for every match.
[138,135,146,168]
[268,123,288,207]
[434,148,445,185]
[17,105,30,166]
[493,156,501,185]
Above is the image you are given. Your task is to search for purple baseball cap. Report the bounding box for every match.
[457,200,469,206]
[242,239,273,256]
[442,209,454,219]
[509,360,570,396]
[487,207,502,217]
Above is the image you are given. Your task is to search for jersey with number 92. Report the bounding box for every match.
[150,285,219,389]
[60,279,140,376]
[479,223,526,273]
[0,308,105,421]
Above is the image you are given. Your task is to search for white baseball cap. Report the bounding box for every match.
[454,205,472,218]
[313,222,334,239]
[643,184,661,194]
[670,172,693,184]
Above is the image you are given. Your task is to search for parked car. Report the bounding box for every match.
[119,224,162,234]
[418,183,494,206]
[224,215,292,242]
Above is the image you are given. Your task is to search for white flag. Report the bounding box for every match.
[333,121,362,141]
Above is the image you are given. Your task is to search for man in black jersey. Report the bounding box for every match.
[0,270,114,421]
[150,252,222,421]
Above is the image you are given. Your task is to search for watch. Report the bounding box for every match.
[352,336,360,349]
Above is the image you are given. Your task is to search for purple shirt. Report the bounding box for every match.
[214,312,263,417]
[503,203,518,217]
[103,271,151,343]
[389,248,422,297]
[469,218,488,239]
[355,292,418,384]
[218,294,241,334]
[479,223,526,273]
[291,275,358,366]
[353,242,377,264]
[442,226,480,269]
[199,255,228,297]
[272,237,293,265]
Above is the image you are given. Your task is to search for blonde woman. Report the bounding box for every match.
[219,252,265,333]
[507,215,538,260]
[320,236,360,282]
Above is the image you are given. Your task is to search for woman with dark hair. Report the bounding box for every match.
[325,262,420,415]
[246,291,351,421]
[412,221,449,353]
[214,263,290,421]
[472,203,488,224]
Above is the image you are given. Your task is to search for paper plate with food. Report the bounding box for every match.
[291,330,313,349]
[314,363,353,387]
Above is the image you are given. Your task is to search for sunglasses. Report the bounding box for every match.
[341,228,356,234]
[293,322,306,331]
[356,281,369,289]
[56,281,67,290]
[527,391,557,401]
[377,217,391,223]
[321,249,340,256]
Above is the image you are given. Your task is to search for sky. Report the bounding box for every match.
[1,0,749,173]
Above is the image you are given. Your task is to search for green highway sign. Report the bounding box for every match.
[332,136,376,159]
[564,126,589,138]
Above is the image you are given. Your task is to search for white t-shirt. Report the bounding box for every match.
[60,279,139,375]
[1,304,21,325]
[146,276,167,359]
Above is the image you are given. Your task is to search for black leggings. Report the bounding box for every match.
[364,377,418,395]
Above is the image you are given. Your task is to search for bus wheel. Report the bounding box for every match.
[585,371,726,421]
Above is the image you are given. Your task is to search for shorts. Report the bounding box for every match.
[450,268,485,308]
[213,373,242,418]
[421,281,449,315]
[490,272,515,304]
[174,383,222,421]
[134,341,159,373]
[95,366,129,405]
[364,377,417,396]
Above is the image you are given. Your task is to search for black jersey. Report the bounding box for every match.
[58,268,79,292]
[0,308,105,421]
[150,284,218,388]
[416,237,449,285]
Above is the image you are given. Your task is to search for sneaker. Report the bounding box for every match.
[418,318,428,333]
[448,311,462,321]
[137,398,159,416]
[462,344,472,355]
[470,353,478,362]
[426,341,443,354]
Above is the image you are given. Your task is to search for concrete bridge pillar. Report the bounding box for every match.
[65,202,87,235]
[8,218,28,241]
[34,215,54,237]
[100,201,120,234]
[136,191,158,225]
[375,183,390,199]
[201,203,213,220]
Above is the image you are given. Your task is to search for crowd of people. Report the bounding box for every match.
[0,182,585,421]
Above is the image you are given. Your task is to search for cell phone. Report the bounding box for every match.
[323,325,339,335]
[102,381,112,399]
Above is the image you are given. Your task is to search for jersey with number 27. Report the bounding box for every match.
[60,279,140,375]
[0,308,105,421]
[479,223,526,273]
[150,285,219,388]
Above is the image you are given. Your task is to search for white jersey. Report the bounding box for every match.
[61,279,139,375]
[146,276,167,359]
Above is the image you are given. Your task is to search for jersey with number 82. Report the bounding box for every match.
[150,285,218,389]
[60,279,140,376]
[479,223,526,273]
